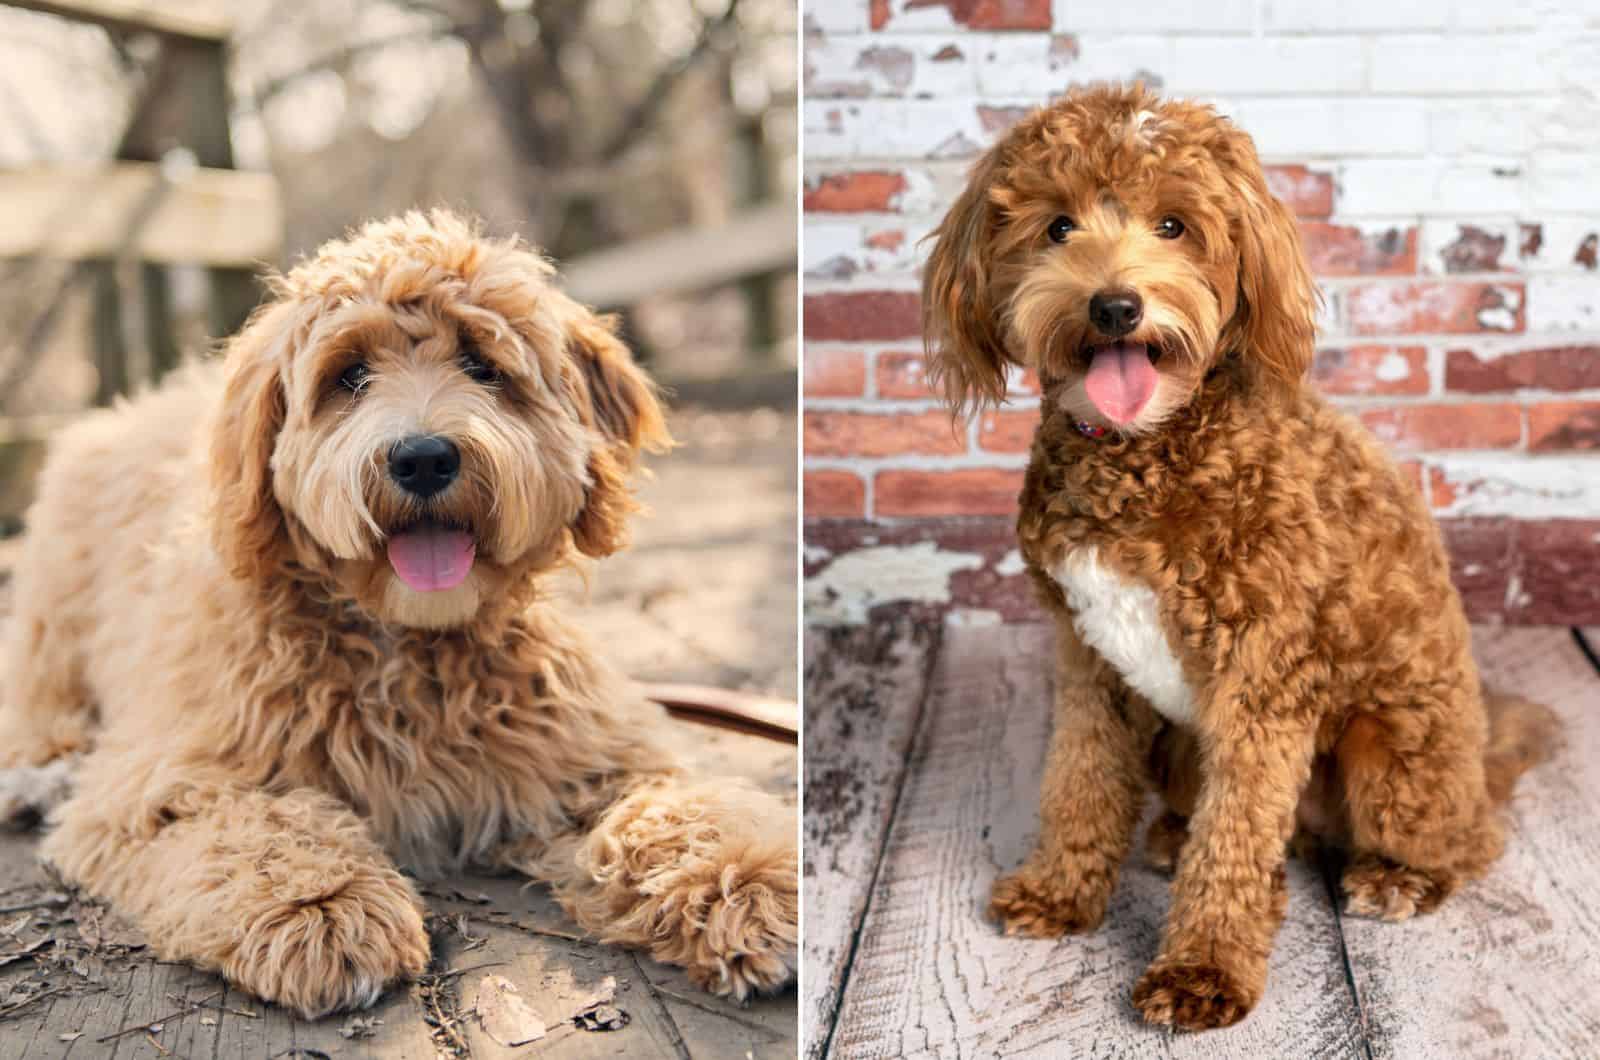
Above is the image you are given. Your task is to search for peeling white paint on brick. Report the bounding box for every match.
[995,549,1026,577]
[946,608,1004,627]
[1375,352,1413,382]
[804,542,985,626]
[1430,456,1600,518]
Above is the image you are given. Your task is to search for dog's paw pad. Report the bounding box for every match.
[1133,960,1257,1031]
[987,871,1107,938]
[1342,855,1454,922]
[0,758,77,831]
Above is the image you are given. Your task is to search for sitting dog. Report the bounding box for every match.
[0,211,796,1018]
[921,85,1556,1031]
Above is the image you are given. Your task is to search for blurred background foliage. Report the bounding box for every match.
[0,0,797,427]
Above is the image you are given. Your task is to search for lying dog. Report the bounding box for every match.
[0,211,796,1018]
[922,84,1557,1030]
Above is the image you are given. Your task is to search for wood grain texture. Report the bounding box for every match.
[827,622,1368,1060]
[802,610,941,1060]
[1336,625,1600,1060]
[0,723,797,1058]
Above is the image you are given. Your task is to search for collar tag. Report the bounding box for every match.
[1075,421,1109,439]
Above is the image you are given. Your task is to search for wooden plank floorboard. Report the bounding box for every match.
[1336,626,1600,1060]
[829,623,1366,1059]
[802,610,941,1060]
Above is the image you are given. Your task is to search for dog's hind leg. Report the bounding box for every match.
[1334,680,1554,921]
[497,774,798,1000]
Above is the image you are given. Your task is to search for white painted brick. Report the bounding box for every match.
[1227,99,1427,158]
[974,33,1170,97]
[805,35,977,99]
[1262,0,1450,32]
[802,2,870,34]
[1449,0,1545,30]
[1337,159,1526,216]
[1430,455,1600,518]
[1528,152,1600,213]
[1370,34,1556,94]
[803,218,933,279]
[1527,275,1600,331]
[805,98,1029,160]
[1428,101,1538,155]
[1419,218,1521,274]
[1522,217,1600,273]
[1053,0,1254,33]
[1168,37,1364,95]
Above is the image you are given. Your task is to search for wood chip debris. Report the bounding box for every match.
[339,1014,382,1039]
[473,974,548,1047]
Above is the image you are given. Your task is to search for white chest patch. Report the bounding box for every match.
[1051,547,1195,725]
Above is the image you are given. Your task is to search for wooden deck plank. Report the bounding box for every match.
[829,622,1367,1060]
[5,0,230,42]
[802,610,941,1060]
[0,726,796,1058]
[1336,626,1600,1060]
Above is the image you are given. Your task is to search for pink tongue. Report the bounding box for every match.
[1084,342,1158,424]
[386,528,475,592]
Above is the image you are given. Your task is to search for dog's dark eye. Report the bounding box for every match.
[1156,216,1186,239]
[338,362,371,393]
[461,345,500,385]
[1047,216,1076,244]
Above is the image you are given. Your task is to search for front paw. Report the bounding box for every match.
[224,871,431,1019]
[988,867,1110,938]
[682,859,798,1000]
[1132,958,1260,1031]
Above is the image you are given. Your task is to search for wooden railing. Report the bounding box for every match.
[0,0,283,529]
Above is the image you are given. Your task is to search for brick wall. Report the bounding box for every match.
[802,0,1600,625]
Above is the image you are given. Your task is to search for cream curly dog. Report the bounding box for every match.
[0,211,796,1018]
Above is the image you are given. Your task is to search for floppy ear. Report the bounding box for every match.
[209,298,295,581]
[1214,126,1319,385]
[922,143,1012,414]
[564,309,671,559]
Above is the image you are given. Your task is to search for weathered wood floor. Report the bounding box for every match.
[804,617,1600,1059]
[0,406,798,1058]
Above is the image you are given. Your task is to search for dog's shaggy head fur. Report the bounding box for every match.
[210,210,669,630]
[923,83,1318,433]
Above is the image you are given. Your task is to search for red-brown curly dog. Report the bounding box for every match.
[0,211,796,1019]
[923,84,1558,1031]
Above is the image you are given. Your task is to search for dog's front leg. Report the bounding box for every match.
[496,775,798,999]
[43,765,429,1019]
[989,625,1149,937]
[1131,709,1316,1031]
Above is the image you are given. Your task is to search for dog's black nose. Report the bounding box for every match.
[1089,290,1143,337]
[388,435,460,498]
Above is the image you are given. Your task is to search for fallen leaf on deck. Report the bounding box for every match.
[473,974,546,1047]
[575,1003,630,1032]
[200,1016,217,1027]
[58,1032,82,1042]
[0,936,50,968]
[339,1014,382,1039]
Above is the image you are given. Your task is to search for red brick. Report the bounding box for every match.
[1300,223,1417,277]
[1344,282,1524,336]
[803,411,965,458]
[804,471,866,518]
[1444,345,1600,393]
[1395,459,1425,494]
[1360,403,1522,451]
[804,171,908,213]
[1516,520,1600,624]
[978,409,1038,452]
[1264,165,1334,220]
[804,349,866,398]
[877,351,934,398]
[875,468,1025,516]
[1427,465,1458,509]
[1312,345,1429,396]
[884,0,1050,29]
[804,291,922,342]
[1437,224,1511,273]
[1439,518,1514,622]
[1528,401,1600,452]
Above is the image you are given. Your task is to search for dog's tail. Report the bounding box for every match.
[1482,688,1562,805]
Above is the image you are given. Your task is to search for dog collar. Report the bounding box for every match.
[1075,421,1109,439]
